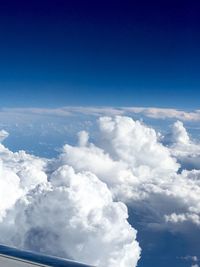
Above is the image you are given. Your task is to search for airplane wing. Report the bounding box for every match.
[0,244,94,267]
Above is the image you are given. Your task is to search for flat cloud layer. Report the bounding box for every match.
[2,106,200,121]
[1,116,200,266]
[124,107,200,121]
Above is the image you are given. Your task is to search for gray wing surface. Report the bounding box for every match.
[0,245,94,267]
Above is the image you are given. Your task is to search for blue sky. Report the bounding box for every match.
[0,87,199,108]
[0,0,200,108]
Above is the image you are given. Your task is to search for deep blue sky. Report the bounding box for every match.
[0,0,200,108]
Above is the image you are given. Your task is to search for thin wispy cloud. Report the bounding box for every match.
[2,106,200,121]
[125,107,200,121]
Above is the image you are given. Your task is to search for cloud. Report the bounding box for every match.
[178,255,199,267]
[164,121,200,170]
[98,116,178,176]
[2,106,200,121]
[124,107,200,121]
[2,115,200,266]
[179,255,198,262]
[169,121,190,145]
[59,116,200,229]
[0,130,9,142]
[57,116,179,203]
[165,212,200,225]
[0,130,140,267]
[1,107,125,118]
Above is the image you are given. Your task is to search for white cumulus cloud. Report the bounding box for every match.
[165,121,200,170]
[0,128,140,267]
[1,115,200,266]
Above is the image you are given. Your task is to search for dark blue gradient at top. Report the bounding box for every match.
[0,0,200,107]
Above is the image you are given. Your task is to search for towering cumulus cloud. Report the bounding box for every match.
[165,121,200,170]
[57,117,200,229]
[1,116,200,266]
[0,129,140,267]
